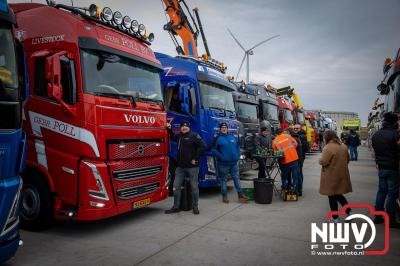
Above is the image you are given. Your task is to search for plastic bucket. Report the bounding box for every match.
[179,179,192,211]
[253,178,273,204]
[242,187,255,200]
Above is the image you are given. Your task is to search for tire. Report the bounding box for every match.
[20,174,53,231]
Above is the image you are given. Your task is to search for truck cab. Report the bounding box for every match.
[277,97,294,130]
[232,82,260,172]
[378,48,400,116]
[156,53,239,188]
[259,84,280,134]
[12,2,168,230]
[0,0,27,261]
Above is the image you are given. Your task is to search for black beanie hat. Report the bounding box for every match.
[180,121,190,127]
[383,112,398,125]
[219,122,228,128]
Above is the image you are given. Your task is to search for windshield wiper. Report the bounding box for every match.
[136,96,163,106]
[208,106,226,115]
[94,92,136,108]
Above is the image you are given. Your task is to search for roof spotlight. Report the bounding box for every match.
[113,11,123,25]
[148,33,155,43]
[138,24,146,36]
[101,7,113,21]
[122,16,131,29]
[89,4,101,18]
[131,20,139,32]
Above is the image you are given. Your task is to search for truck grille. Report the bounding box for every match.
[116,181,160,199]
[113,165,162,181]
[107,139,166,160]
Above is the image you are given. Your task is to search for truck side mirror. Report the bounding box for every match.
[178,84,190,114]
[45,51,76,116]
[16,41,29,102]
[45,52,63,100]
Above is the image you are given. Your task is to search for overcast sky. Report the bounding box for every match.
[11,0,400,125]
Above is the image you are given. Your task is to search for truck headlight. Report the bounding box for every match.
[207,156,216,173]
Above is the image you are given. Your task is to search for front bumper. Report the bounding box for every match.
[0,232,20,263]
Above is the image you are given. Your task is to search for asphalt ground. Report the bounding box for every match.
[4,146,400,266]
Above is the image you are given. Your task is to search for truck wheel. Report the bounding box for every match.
[20,174,53,231]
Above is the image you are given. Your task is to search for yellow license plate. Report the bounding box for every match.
[133,198,151,209]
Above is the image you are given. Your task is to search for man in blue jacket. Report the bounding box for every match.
[212,123,249,203]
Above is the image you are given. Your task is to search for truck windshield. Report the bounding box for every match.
[235,102,257,119]
[296,111,305,124]
[262,102,278,121]
[81,49,163,103]
[0,26,18,101]
[284,109,293,123]
[199,81,235,112]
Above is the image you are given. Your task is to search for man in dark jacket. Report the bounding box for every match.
[165,121,206,215]
[372,112,400,228]
[212,122,249,203]
[346,129,361,161]
[254,126,272,179]
[292,124,308,196]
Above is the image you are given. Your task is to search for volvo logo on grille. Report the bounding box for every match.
[138,145,145,154]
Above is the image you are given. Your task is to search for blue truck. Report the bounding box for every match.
[0,0,27,262]
[156,53,240,188]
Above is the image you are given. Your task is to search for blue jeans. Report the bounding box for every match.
[281,161,301,191]
[375,169,399,214]
[298,158,304,193]
[217,162,243,197]
[173,167,199,209]
[348,145,358,160]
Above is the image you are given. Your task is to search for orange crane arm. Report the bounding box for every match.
[162,0,198,57]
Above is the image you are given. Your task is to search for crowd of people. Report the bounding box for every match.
[163,115,400,229]
[164,121,309,215]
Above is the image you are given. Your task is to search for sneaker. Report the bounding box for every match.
[238,194,249,203]
[164,208,181,214]
[329,217,339,223]
[193,207,200,215]
[374,216,384,224]
[222,196,229,204]
[344,211,353,222]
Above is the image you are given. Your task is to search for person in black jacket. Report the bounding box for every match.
[293,124,308,196]
[372,112,400,228]
[346,129,361,161]
[165,121,206,215]
[254,126,272,179]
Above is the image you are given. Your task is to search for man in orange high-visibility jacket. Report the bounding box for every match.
[272,129,301,192]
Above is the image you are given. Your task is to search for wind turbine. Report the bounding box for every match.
[228,29,279,84]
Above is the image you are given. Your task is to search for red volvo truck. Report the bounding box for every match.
[11,2,168,230]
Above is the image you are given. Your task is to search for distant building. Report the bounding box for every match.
[321,111,359,132]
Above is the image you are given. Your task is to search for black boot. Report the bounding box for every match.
[374,215,384,224]
[165,207,181,214]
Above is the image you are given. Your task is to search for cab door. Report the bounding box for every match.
[25,49,81,207]
[164,80,198,161]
